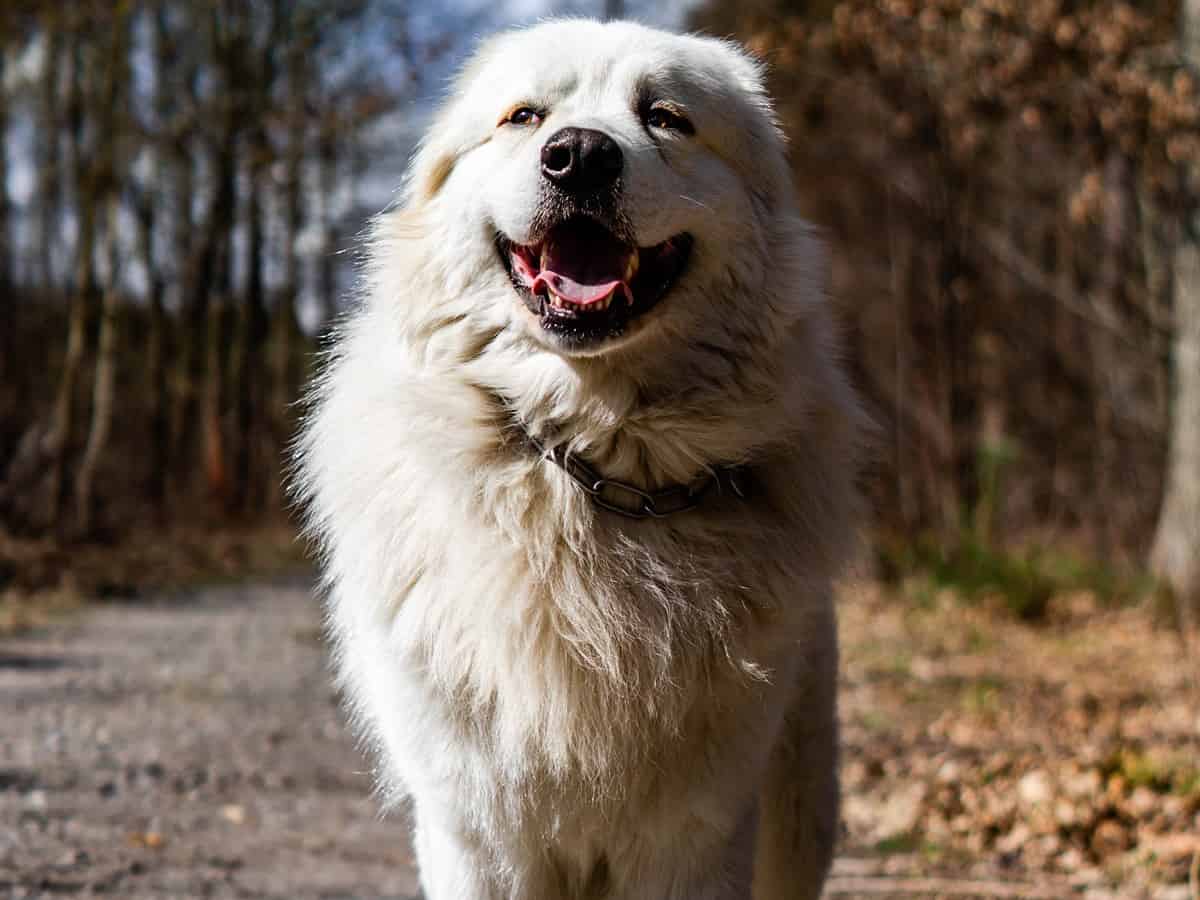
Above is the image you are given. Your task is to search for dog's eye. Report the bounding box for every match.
[645,103,694,135]
[503,106,542,127]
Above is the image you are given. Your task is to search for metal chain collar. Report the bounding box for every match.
[523,430,749,520]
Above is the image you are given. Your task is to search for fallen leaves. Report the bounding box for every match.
[128,831,165,849]
[839,582,1200,895]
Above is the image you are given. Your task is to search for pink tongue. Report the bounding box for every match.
[532,272,624,306]
[533,219,633,307]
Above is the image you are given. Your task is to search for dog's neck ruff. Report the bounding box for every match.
[520,427,749,520]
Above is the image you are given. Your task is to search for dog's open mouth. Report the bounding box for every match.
[498,218,692,348]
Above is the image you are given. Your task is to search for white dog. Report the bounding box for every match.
[295,19,861,900]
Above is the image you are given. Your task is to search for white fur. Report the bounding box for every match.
[294,19,862,900]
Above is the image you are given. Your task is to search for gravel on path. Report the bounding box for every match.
[1,580,419,899]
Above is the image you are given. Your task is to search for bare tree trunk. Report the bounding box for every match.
[203,239,234,506]
[888,210,917,528]
[175,8,250,496]
[203,303,229,504]
[1152,233,1200,619]
[0,40,14,456]
[202,142,243,506]
[74,200,122,533]
[38,24,97,526]
[318,127,339,323]
[271,301,300,489]
[1140,186,1174,432]
[138,4,175,514]
[36,14,61,288]
[176,126,237,493]
[72,9,128,534]
[1093,152,1133,549]
[44,182,98,525]
[232,134,269,514]
[280,67,305,310]
[140,194,170,513]
[1047,208,1092,531]
[975,145,1019,544]
[934,170,970,536]
[268,45,307,508]
[1150,1,1200,622]
[0,44,10,292]
[166,123,195,496]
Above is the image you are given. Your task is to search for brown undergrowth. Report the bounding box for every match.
[0,521,310,635]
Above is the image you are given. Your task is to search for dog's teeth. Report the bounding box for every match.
[596,297,610,311]
[625,254,639,281]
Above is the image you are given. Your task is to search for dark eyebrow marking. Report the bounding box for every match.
[633,76,695,131]
[633,76,657,120]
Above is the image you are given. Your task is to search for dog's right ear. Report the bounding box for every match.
[403,102,462,207]
[403,35,505,208]
[406,141,455,206]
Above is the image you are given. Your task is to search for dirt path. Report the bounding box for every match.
[3,580,1195,899]
[1,580,419,899]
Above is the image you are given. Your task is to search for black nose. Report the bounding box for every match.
[540,127,623,194]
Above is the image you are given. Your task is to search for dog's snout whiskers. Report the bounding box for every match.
[678,194,715,214]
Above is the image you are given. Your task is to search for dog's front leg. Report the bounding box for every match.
[687,802,760,900]
[751,614,840,900]
[616,802,759,900]
[413,815,501,900]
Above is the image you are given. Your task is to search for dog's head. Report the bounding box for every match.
[399,20,798,359]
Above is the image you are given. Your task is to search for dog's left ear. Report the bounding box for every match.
[711,40,785,142]
[693,36,792,206]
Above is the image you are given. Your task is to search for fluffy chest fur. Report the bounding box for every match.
[302,303,849,793]
[304,404,827,899]
[320,331,779,717]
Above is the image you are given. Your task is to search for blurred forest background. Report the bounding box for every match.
[0,0,1197,623]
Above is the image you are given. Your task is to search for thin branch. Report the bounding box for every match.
[973,223,1174,343]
